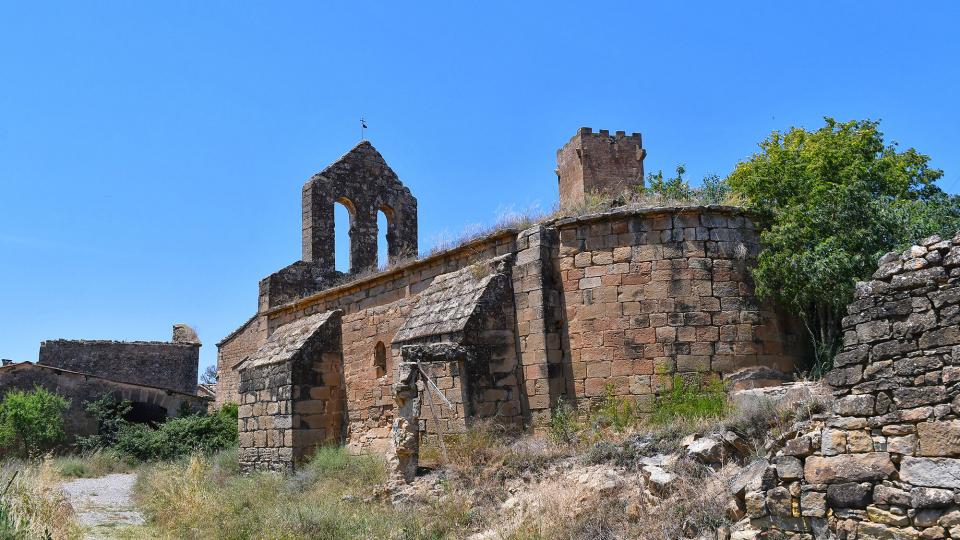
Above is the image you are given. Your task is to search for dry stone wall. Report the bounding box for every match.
[753,233,960,539]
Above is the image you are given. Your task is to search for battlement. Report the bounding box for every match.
[566,126,642,143]
[556,127,646,208]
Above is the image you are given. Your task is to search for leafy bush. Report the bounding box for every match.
[0,387,70,459]
[76,394,132,451]
[77,394,238,462]
[727,117,960,373]
[651,376,727,424]
[113,405,238,462]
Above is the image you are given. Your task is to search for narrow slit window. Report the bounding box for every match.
[374,341,387,378]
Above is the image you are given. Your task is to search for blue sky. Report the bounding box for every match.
[1,1,958,378]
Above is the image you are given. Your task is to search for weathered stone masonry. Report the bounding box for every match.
[750,234,960,538]
[219,129,807,472]
[237,311,345,472]
[1,324,208,441]
[38,324,201,395]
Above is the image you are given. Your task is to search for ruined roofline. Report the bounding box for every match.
[262,227,520,318]
[259,203,756,320]
[0,361,212,400]
[558,126,642,149]
[39,338,200,348]
[307,140,413,196]
[548,204,759,229]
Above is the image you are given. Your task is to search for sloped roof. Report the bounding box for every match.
[243,310,338,370]
[393,255,511,343]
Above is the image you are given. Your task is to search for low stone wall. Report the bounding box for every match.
[754,233,960,538]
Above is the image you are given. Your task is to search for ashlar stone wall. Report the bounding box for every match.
[555,207,803,409]
[237,311,344,472]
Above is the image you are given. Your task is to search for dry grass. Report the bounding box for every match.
[0,459,83,539]
[133,447,470,540]
[54,448,134,479]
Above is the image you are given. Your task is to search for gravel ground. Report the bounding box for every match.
[61,473,144,538]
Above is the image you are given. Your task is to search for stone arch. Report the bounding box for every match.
[334,196,356,273]
[377,203,396,268]
[125,401,168,426]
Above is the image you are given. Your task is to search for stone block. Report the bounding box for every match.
[911,487,954,509]
[803,453,895,484]
[826,482,872,509]
[774,456,804,481]
[834,394,876,416]
[800,490,826,517]
[900,457,960,489]
[865,505,910,527]
[918,421,960,457]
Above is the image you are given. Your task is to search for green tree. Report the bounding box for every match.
[728,118,960,375]
[644,165,694,201]
[0,387,70,459]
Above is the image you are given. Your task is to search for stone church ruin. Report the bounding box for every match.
[218,128,809,473]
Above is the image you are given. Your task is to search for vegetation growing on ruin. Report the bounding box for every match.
[728,117,960,375]
[650,375,727,425]
[124,388,823,540]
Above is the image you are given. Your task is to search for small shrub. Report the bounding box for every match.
[75,394,132,451]
[0,387,70,459]
[547,398,582,445]
[590,384,639,433]
[651,375,727,424]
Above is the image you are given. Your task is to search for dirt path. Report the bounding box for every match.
[61,473,145,539]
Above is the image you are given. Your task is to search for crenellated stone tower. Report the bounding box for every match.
[556,127,646,208]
